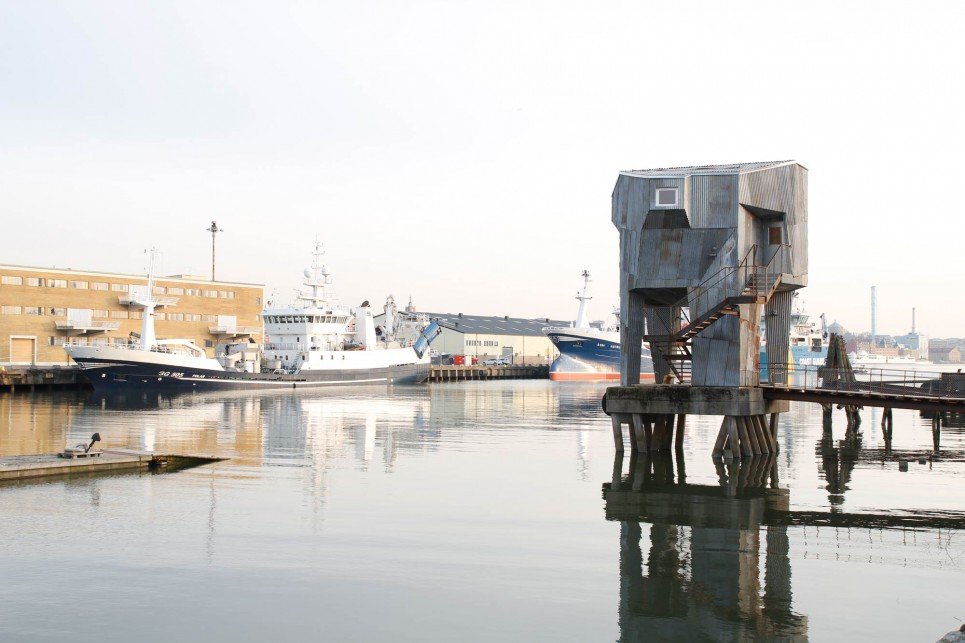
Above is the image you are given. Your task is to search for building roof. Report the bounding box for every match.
[0,263,262,288]
[422,311,570,336]
[621,160,801,178]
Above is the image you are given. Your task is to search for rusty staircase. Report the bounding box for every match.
[644,245,787,383]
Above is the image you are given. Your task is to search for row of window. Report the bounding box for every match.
[265,315,349,324]
[0,276,237,299]
[466,339,498,347]
[0,306,234,323]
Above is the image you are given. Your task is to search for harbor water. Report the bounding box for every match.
[0,380,962,641]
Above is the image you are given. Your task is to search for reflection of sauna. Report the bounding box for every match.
[605,453,808,642]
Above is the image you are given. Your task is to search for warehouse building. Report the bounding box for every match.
[376,306,569,365]
[0,263,263,366]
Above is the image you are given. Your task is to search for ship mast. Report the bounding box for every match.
[574,269,591,329]
[135,247,159,351]
[297,241,331,309]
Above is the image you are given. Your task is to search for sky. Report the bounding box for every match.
[1,1,963,337]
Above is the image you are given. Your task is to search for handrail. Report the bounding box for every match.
[761,364,964,401]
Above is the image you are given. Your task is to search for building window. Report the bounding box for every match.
[70,281,89,289]
[168,313,184,321]
[25,307,44,315]
[153,286,167,295]
[186,288,201,296]
[204,340,214,348]
[256,297,262,306]
[1,306,21,315]
[92,309,109,318]
[111,283,128,292]
[202,314,216,322]
[168,287,184,295]
[655,187,679,207]
[220,291,235,299]
[110,310,129,319]
[92,282,109,291]
[203,290,218,298]
[50,308,66,317]
[1,276,22,285]
[48,279,67,288]
[48,336,65,346]
[130,311,142,319]
[26,277,44,287]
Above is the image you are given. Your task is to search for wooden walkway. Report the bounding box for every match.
[761,367,965,413]
[0,450,225,483]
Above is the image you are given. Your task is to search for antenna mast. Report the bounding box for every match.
[206,221,223,281]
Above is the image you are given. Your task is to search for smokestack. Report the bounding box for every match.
[870,286,877,346]
[912,307,916,334]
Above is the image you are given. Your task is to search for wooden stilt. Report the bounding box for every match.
[737,417,753,457]
[611,414,624,452]
[675,414,686,451]
[741,417,761,455]
[630,414,648,453]
[713,417,729,454]
[756,415,775,453]
[642,416,654,445]
[726,416,740,459]
[611,452,623,486]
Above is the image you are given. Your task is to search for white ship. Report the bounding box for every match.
[65,245,440,392]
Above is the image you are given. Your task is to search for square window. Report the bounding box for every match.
[655,187,678,207]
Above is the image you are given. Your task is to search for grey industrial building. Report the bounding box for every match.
[376,310,569,364]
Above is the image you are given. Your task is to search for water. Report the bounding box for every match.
[0,381,961,642]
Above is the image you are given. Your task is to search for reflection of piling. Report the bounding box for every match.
[606,452,807,641]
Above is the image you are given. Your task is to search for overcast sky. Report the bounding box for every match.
[1,1,963,336]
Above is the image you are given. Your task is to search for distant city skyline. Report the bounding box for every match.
[2,1,963,336]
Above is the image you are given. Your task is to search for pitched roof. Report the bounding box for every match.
[621,160,800,178]
[424,311,570,336]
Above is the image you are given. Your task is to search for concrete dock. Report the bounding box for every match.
[0,449,225,483]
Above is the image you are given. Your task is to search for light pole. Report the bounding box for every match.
[206,221,223,281]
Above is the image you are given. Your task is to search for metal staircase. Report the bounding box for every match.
[644,244,788,383]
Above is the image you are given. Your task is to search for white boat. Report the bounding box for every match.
[65,244,440,392]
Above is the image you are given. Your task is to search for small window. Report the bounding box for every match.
[168,287,184,295]
[26,277,44,287]
[92,282,109,291]
[70,281,88,289]
[204,340,214,348]
[655,187,679,207]
[111,283,128,292]
[25,307,44,315]
[768,226,782,245]
[110,310,129,319]
[153,286,167,295]
[1,306,21,314]
[1,276,23,285]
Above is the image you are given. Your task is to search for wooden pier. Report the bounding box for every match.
[1,365,90,393]
[0,449,225,483]
[429,364,548,382]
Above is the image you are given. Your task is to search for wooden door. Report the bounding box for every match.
[10,337,35,364]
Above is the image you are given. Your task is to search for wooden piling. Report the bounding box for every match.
[675,414,686,451]
[611,414,625,452]
[630,414,648,452]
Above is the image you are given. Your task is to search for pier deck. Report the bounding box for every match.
[429,364,548,382]
[0,450,225,483]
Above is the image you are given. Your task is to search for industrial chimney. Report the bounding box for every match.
[871,286,877,346]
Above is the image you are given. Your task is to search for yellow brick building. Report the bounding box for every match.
[0,264,264,365]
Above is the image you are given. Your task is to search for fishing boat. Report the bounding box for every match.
[543,270,654,382]
[65,245,440,392]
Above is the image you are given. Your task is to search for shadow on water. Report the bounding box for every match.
[604,449,965,642]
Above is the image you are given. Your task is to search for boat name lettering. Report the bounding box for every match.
[157,371,185,378]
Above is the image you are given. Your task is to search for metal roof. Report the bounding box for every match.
[423,311,570,337]
[621,160,800,178]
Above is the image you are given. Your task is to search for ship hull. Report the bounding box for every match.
[546,330,654,382]
[67,345,429,393]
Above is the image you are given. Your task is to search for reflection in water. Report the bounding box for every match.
[606,452,807,641]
